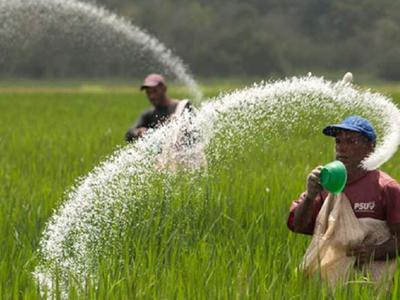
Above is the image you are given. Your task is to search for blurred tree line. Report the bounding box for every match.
[2,0,400,80]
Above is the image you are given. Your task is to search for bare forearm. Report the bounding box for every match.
[370,237,400,261]
[292,166,323,233]
[292,197,315,232]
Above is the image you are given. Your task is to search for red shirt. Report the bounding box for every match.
[287,170,400,235]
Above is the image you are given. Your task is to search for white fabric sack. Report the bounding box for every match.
[301,193,396,285]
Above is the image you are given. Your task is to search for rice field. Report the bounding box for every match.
[1,82,400,299]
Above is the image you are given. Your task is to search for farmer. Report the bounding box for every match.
[287,115,400,265]
[125,74,194,142]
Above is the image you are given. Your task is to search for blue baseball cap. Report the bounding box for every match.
[323,115,377,142]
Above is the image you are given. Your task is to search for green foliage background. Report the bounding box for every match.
[2,0,400,80]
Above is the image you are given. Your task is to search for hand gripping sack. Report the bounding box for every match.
[301,193,396,285]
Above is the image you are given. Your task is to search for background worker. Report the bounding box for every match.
[125,74,193,142]
[287,115,400,265]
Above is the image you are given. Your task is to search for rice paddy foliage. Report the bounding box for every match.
[1,87,400,299]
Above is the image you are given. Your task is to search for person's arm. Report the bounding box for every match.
[125,111,150,142]
[288,166,324,234]
[348,181,400,264]
[292,196,318,233]
[347,226,400,264]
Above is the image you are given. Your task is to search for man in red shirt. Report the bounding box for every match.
[287,115,400,265]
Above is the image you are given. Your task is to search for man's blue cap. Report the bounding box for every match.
[323,115,377,142]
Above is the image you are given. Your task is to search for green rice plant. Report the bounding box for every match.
[0,85,400,299]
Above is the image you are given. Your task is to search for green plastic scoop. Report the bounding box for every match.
[320,160,347,194]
